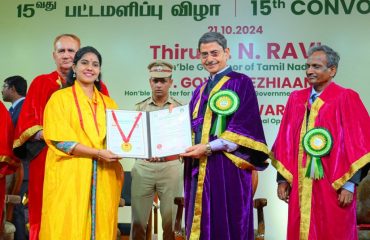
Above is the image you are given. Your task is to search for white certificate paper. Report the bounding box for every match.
[106,110,149,158]
[106,105,192,158]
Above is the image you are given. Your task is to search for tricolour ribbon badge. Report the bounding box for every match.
[302,127,333,179]
[209,90,240,136]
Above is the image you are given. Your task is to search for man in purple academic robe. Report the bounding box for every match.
[181,32,269,240]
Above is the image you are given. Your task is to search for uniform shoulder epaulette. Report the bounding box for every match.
[171,97,183,106]
[135,97,151,106]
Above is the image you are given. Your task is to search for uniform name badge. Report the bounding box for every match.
[302,127,333,179]
[209,90,240,136]
[111,110,142,152]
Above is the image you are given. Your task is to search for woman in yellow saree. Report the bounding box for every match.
[40,46,122,240]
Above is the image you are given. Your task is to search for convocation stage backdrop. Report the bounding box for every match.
[1,0,369,239]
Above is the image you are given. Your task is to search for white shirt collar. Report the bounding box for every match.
[12,97,25,109]
[209,66,230,81]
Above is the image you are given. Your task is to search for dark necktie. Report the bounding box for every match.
[194,77,214,145]
[307,93,318,123]
[311,93,318,104]
[204,77,217,95]
[9,106,14,116]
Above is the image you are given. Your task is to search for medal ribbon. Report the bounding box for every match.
[88,101,99,136]
[72,84,106,133]
[111,110,142,144]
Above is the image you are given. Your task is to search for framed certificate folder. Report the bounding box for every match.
[106,105,192,158]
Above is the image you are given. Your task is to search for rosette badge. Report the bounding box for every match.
[302,128,333,179]
[209,90,240,136]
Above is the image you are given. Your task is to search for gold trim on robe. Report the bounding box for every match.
[221,130,269,154]
[0,156,16,165]
[332,152,370,190]
[270,153,294,184]
[13,125,43,149]
[299,98,323,240]
[190,76,230,239]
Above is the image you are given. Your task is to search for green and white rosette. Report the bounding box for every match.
[302,127,333,179]
[209,90,240,136]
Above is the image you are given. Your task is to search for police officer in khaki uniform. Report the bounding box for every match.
[131,60,183,240]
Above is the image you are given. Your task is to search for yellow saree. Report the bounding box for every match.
[40,82,122,240]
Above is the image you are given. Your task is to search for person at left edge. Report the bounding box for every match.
[0,102,19,234]
[39,46,122,240]
[12,34,109,240]
[2,75,29,240]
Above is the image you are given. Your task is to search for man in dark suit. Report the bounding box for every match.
[2,76,27,125]
[2,75,28,240]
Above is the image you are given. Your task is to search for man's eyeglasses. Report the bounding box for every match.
[2,84,9,90]
[200,50,223,59]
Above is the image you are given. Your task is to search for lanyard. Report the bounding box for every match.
[72,84,106,134]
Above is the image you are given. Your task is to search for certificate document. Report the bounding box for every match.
[106,105,192,158]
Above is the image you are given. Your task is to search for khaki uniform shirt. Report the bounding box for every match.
[135,96,182,161]
[135,96,182,111]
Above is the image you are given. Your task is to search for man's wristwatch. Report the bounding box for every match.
[205,143,212,156]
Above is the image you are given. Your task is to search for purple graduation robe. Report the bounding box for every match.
[184,69,269,240]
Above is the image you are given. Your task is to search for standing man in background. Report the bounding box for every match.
[2,75,27,125]
[131,60,183,240]
[2,75,28,240]
[271,45,370,240]
[181,32,269,239]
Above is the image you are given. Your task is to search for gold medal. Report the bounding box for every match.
[121,142,132,152]
[111,111,142,154]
